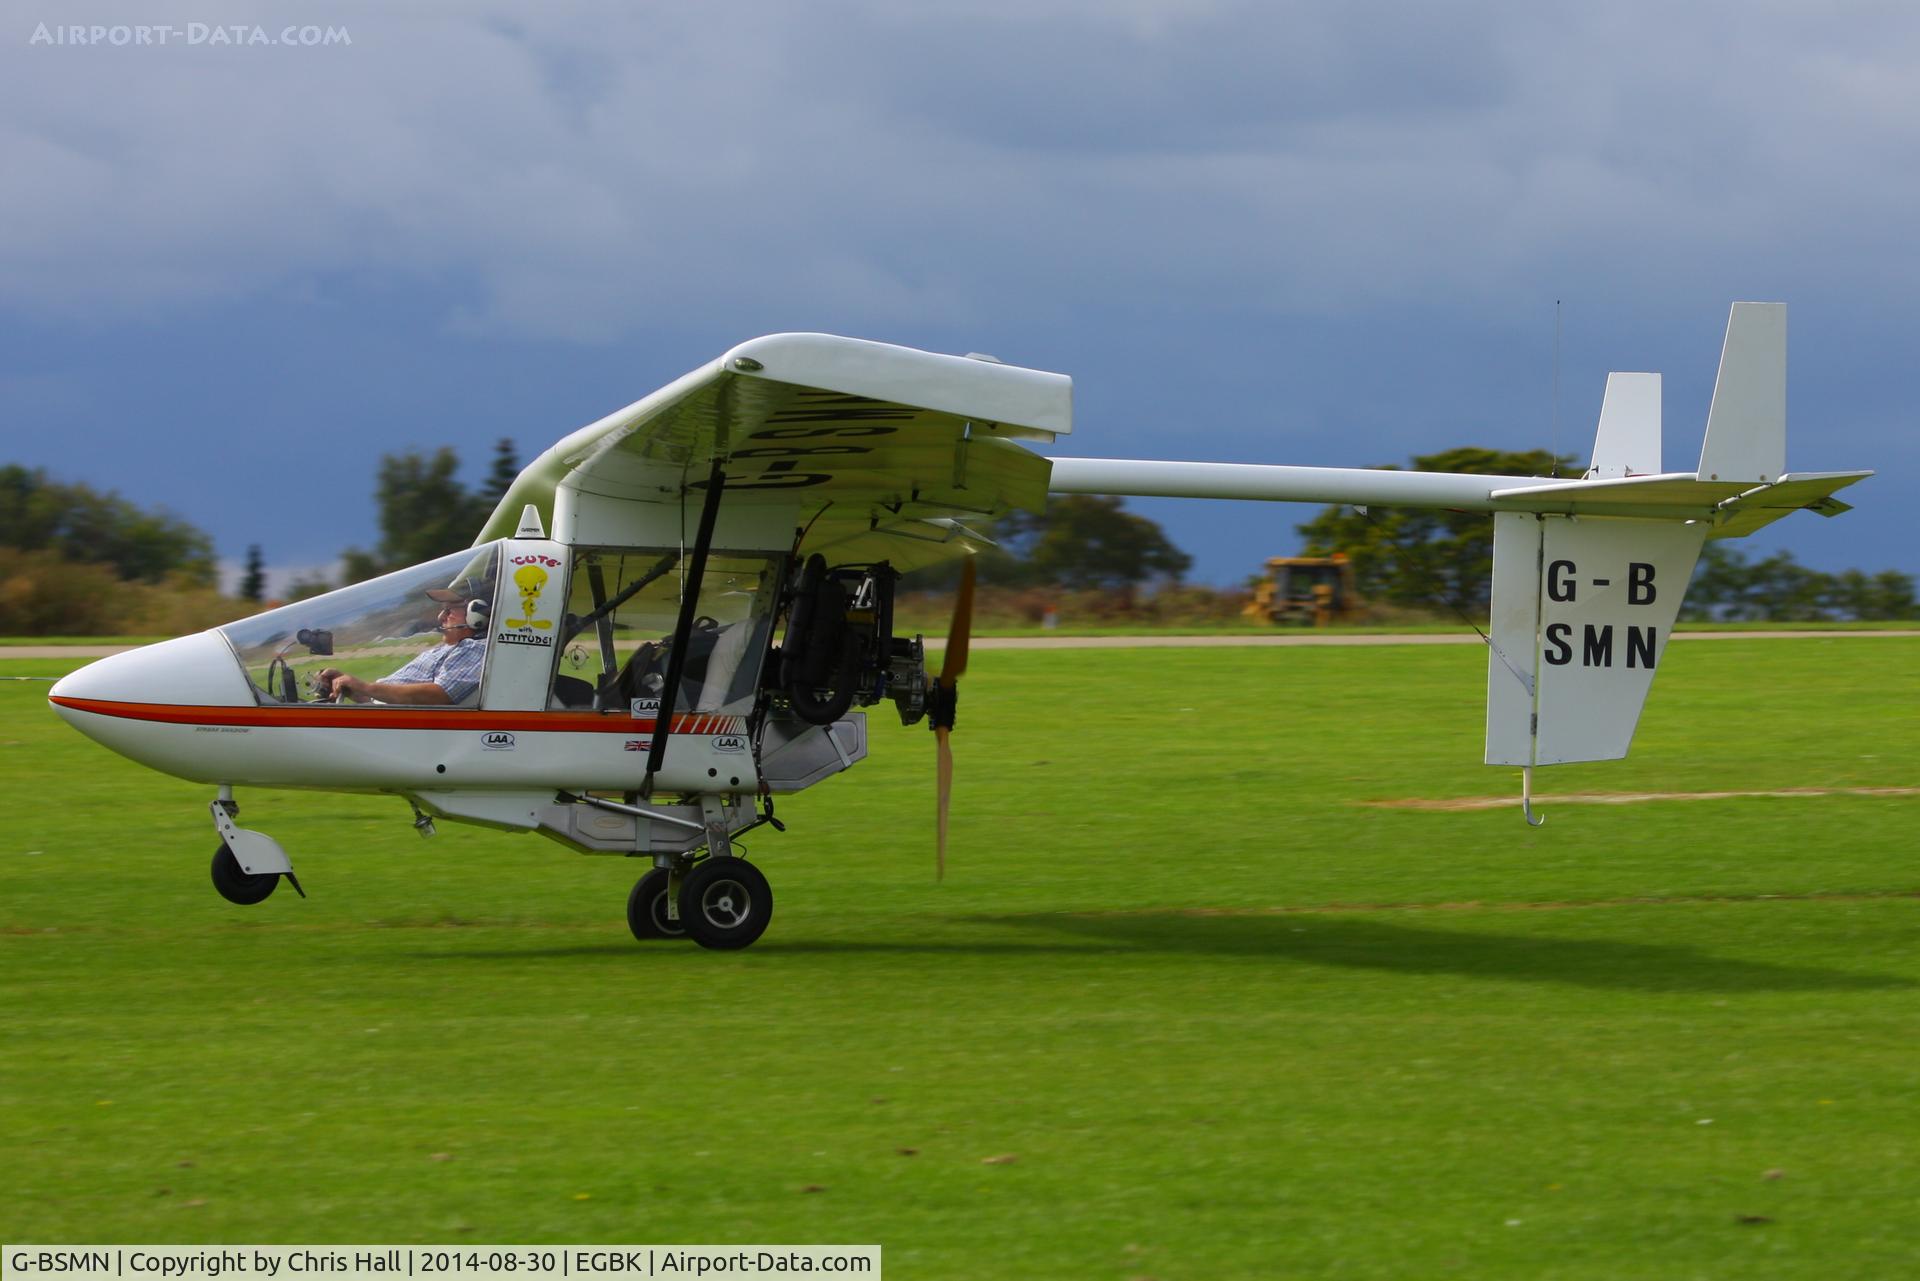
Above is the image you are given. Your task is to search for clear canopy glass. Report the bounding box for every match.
[219,545,500,707]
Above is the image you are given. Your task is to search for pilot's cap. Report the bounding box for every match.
[425,578,489,603]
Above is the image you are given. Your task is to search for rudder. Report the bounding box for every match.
[1486,512,1705,767]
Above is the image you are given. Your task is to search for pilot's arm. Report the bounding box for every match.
[321,672,455,705]
[316,641,481,706]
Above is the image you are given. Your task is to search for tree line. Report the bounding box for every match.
[1296,447,1914,622]
[1683,543,1914,622]
[0,464,229,635]
[0,444,519,633]
[1,464,216,586]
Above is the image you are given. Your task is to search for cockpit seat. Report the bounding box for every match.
[552,674,594,709]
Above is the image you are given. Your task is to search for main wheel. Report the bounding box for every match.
[677,857,773,951]
[211,843,279,905]
[626,868,688,941]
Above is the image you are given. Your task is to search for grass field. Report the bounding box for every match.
[4,639,1918,1278]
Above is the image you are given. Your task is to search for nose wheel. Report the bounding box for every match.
[677,857,773,950]
[207,795,302,904]
[211,843,280,905]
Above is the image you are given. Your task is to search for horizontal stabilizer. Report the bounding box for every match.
[1708,471,1871,538]
[1486,512,1706,767]
[1488,469,1870,530]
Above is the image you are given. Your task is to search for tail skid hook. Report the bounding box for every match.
[1522,766,1545,827]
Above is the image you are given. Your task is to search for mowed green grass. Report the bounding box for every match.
[3,640,1918,1279]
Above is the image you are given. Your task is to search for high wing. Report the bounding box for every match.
[477,333,1072,571]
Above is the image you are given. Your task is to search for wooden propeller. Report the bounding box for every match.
[931,557,975,881]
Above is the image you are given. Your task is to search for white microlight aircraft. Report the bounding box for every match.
[49,303,1868,949]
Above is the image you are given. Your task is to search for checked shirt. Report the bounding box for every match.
[384,637,487,703]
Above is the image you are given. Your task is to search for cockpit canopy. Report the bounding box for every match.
[216,541,781,715]
[220,546,498,706]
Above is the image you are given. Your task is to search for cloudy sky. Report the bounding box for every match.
[4,0,1914,590]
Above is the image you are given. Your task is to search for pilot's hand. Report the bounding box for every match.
[315,668,362,703]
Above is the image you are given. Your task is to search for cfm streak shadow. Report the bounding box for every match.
[945,912,1916,994]
[405,910,1914,995]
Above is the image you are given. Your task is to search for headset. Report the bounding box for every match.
[438,598,490,633]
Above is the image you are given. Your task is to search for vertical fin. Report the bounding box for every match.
[1698,302,1786,483]
[1487,514,1706,767]
[1588,372,1661,478]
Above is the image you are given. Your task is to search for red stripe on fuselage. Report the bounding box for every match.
[49,696,738,735]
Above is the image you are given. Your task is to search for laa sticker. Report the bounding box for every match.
[481,731,516,751]
[712,735,746,754]
[631,697,661,718]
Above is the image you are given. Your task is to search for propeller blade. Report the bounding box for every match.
[931,557,974,881]
[940,557,976,683]
[935,725,952,882]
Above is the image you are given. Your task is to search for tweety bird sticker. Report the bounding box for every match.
[509,564,552,629]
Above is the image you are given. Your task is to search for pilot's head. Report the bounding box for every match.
[426,580,491,643]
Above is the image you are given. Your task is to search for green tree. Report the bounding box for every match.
[1744,551,1832,621]
[971,495,1192,590]
[1294,447,1570,614]
[341,448,481,582]
[0,464,216,586]
[1861,570,1916,620]
[481,438,520,514]
[1681,543,1754,620]
[239,544,267,602]
[1685,544,1915,621]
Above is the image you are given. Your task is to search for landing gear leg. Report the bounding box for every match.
[208,790,303,904]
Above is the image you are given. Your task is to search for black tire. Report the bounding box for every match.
[677,857,773,951]
[626,868,688,941]
[211,843,279,905]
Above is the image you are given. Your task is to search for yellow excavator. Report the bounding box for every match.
[1244,555,1362,626]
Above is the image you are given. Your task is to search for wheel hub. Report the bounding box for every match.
[701,880,751,928]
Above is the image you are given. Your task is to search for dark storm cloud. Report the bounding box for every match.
[4,0,1914,337]
[824,3,1511,153]
[1,0,1915,581]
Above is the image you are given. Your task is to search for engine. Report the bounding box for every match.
[766,555,931,727]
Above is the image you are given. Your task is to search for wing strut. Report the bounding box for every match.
[641,462,728,800]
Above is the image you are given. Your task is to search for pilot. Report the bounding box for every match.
[316,580,492,706]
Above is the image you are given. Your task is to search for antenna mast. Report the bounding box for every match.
[1550,299,1562,478]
